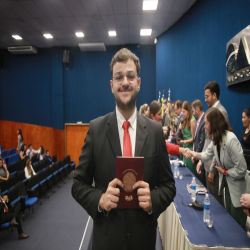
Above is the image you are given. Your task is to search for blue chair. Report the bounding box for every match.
[23,194,38,220]
[0,222,10,230]
[9,153,20,165]
[9,148,16,156]
[1,150,9,164]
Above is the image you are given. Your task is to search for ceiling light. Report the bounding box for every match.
[75,32,84,37]
[143,0,158,10]
[154,38,157,44]
[43,34,53,39]
[109,31,116,37]
[12,35,22,40]
[140,29,152,36]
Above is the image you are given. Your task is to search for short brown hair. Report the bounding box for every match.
[175,100,182,109]
[110,48,141,77]
[205,107,232,145]
[150,101,161,117]
[192,99,203,111]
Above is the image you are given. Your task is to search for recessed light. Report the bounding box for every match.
[75,32,84,37]
[143,0,158,10]
[108,31,116,37]
[140,29,152,36]
[43,34,53,39]
[12,35,22,40]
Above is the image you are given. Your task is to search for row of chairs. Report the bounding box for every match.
[1,148,17,164]
[0,155,75,231]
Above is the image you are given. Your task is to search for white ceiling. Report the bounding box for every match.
[0,0,196,48]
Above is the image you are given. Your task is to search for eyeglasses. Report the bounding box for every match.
[112,72,138,84]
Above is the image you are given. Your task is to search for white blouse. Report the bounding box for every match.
[24,165,36,179]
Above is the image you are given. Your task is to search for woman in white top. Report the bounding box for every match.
[24,158,36,179]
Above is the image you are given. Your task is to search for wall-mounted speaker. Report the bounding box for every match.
[63,50,69,63]
[63,50,69,69]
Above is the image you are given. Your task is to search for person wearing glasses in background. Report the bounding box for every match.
[72,48,176,250]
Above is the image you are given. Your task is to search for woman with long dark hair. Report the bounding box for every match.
[19,144,28,161]
[178,101,196,174]
[187,107,247,229]
[17,129,23,153]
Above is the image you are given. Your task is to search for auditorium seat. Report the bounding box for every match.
[8,153,20,165]
[9,148,16,156]
[1,150,9,164]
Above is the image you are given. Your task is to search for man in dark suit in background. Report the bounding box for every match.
[174,100,184,140]
[191,100,205,184]
[0,187,29,240]
[72,48,176,250]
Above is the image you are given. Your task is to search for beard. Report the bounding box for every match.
[114,86,138,111]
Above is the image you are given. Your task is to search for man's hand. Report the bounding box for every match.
[133,181,152,212]
[215,163,224,174]
[240,193,250,208]
[196,161,202,174]
[208,172,214,185]
[183,148,191,158]
[243,208,250,216]
[99,178,123,212]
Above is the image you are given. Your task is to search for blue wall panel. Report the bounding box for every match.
[63,45,155,123]
[0,49,52,127]
[0,45,155,128]
[156,0,250,138]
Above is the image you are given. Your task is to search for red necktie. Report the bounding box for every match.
[123,121,132,157]
[0,197,8,213]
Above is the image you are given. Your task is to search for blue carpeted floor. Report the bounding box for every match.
[0,175,89,250]
[0,175,163,250]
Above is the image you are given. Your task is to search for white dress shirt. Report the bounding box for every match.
[116,107,137,156]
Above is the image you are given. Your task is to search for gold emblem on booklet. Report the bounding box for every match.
[125,195,133,201]
[123,169,137,192]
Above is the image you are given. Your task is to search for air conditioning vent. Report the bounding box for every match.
[78,42,106,52]
[7,46,37,54]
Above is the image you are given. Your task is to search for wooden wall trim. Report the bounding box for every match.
[0,120,65,161]
[65,124,89,167]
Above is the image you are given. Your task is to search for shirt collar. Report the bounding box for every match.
[116,106,137,130]
[212,100,220,108]
[197,112,204,123]
[178,112,183,119]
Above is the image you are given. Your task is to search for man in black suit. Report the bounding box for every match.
[191,99,205,184]
[174,100,184,140]
[72,48,176,250]
[0,187,29,240]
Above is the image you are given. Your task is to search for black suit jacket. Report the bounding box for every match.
[193,114,205,153]
[72,111,176,250]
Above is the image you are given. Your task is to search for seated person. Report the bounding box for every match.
[0,186,29,240]
[0,158,9,181]
[26,144,40,159]
[24,159,36,179]
[43,150,53,167]
[19,144,28,161]
[37,145,45,161]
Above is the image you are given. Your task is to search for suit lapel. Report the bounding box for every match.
[106,110,122,157]
[220,134,226,168]
[135,114,148,156]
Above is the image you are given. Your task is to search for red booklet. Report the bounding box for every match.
[116,157,144,209]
